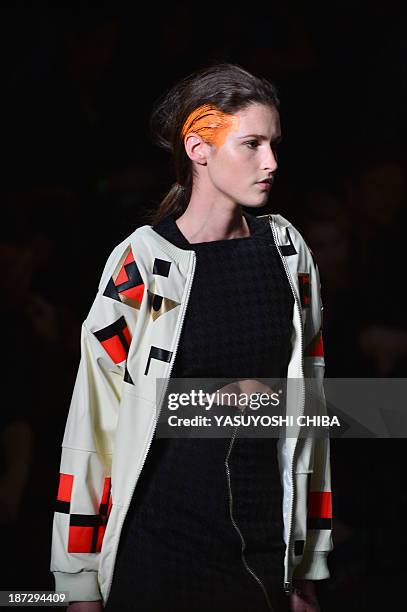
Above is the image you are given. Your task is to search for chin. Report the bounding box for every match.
[242,198,269,209]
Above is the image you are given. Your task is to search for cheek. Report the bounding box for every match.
[209,146,252,190]
[215,154,244,187]
[218,147,248,173]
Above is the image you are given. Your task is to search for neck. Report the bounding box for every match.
[175,181,250,244]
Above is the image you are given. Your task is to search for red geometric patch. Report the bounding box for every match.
[307,490,332,530]
[305,330,324,357]
[93,316,132,364]
[308,491,332,518]
[100,335,127,364]
[298,273,311,308]
[67,477,112,554]
[68,525,97,553]
[99,477,112,519]
[103,245,144,310]
[57,473,74,502]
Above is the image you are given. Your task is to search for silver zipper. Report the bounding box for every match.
[104,250,197,601]
[224,419,275,612]
[269,215,306,595]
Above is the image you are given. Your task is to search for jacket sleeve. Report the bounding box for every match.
[294,251,333,581]
[50,240,142,601]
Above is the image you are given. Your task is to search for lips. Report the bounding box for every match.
[257,180,273,189]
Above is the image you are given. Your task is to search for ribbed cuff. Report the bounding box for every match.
[293,550,330,580]
[53,571,102,602]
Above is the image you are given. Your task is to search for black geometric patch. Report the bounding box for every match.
[124,365,134,385]
[93,316,131,365]
[103,245,145,310]
[144,346,173,376]
[279,228,297,256]
[55,500,70,514]
[153,258,171,277]
[70,514,102,527]
[294,539,305,556]
[307,518,332,530]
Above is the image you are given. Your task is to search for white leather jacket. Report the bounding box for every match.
[50,213,333,603]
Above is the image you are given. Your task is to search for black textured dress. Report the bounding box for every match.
[105,212,294,612]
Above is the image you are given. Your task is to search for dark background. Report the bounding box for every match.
[1,1,406,610]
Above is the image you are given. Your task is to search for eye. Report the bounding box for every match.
[245,140,259,149]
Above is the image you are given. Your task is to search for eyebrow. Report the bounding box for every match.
[237,133,283,143]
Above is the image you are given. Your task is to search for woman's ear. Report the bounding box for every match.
[184,133,210,166]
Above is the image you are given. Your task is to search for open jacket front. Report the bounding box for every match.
[50,213,333,603]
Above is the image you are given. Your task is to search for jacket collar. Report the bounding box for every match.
[133,213,292,265]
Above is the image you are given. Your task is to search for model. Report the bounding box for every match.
[51,63,332,612]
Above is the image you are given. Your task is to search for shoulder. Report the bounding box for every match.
[96,224,158,291]
[256,212,296,234]
[257,212,318,273]
[257,213,311,250]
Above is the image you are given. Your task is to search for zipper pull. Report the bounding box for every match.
[284,581,292,595]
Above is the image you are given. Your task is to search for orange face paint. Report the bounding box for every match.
[181,104,239,149]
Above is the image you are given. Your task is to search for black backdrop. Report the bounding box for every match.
[2,2,406,610]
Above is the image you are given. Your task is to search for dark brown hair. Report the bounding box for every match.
[145,62,280,225]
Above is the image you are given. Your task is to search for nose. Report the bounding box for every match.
[263,144,278,173]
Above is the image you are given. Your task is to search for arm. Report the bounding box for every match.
[293,253,333,581]
[50,240,141,604]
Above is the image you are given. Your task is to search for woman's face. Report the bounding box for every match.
[205,102,281,208]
